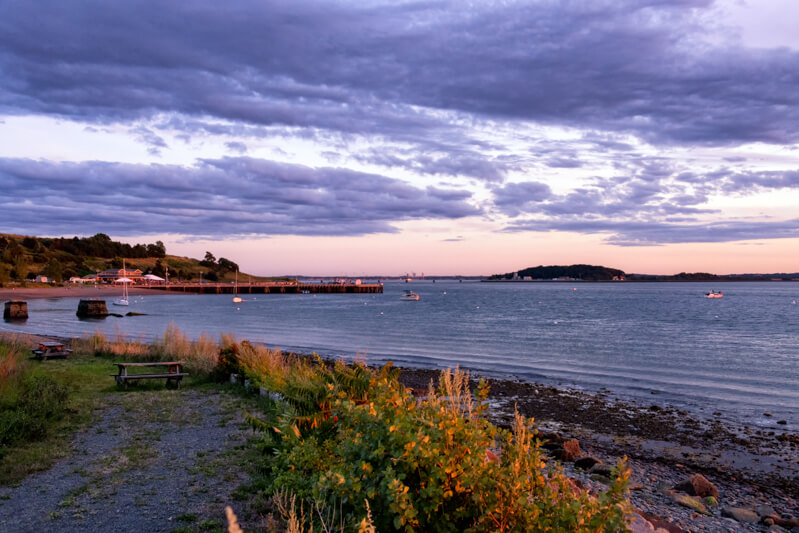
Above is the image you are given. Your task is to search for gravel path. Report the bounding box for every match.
[0,389,253,533]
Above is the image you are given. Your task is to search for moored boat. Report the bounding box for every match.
[400,289,420,301]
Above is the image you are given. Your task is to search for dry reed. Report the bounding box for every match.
[236,342,288,389]
[225,506,244,533]
[0,338,27,388]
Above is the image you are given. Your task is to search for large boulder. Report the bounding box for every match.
[722,506,760,524]
[668,492,711,516]
[574,456,602,470]
[673,474,719,499]
[637,511,688,533]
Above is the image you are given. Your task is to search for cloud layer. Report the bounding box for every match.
[1,0,799,245]
[0,157,479,237]
[3,1,799,146]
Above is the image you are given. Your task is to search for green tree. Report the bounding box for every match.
[200,251,216,268]
[151,260,166,277]
[147,241,166,258]
[43,258,63,283]
[217,257,239,272]
[3,239,24,264]
[12,256,28,281]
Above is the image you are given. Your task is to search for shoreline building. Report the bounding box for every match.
[97,267,144,284]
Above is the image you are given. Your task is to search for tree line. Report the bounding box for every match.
[0,233,167,283]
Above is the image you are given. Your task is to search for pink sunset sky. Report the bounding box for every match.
[1,1,799,276]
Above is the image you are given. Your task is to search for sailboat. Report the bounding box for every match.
[113,260,130,306]
[233,270,243,303]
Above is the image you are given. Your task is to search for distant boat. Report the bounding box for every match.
[113,260,131,306]
[401,289,420,301]
[705,290,723,299]
[233,270,243,303]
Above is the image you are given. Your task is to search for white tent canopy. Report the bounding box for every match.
[143,274,165,281]
[114,277,134,283]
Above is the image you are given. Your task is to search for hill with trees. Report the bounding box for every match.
[0,233,269,285]
[490,264,626,281]
[489,264,799,282]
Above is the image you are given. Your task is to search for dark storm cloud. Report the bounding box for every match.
[2,0,799,147]
[0,157,480,237]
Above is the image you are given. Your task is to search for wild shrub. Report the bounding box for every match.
[0,376,69,447]
[251,363,631,532]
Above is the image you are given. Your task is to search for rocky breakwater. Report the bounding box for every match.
[76,299,109,318]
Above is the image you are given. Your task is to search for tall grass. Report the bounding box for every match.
[150,323,220,374]
[0,336,28,390]
[71,324,268,377]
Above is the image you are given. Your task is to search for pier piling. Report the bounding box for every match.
[3,300,28,320]
[76,299,109,318]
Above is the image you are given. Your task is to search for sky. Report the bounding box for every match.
[1,0,799,276]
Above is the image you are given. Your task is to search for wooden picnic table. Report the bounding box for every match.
[112,361,188,388]
[31,342,73,360]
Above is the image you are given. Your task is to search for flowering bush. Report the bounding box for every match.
[250,364,631,532]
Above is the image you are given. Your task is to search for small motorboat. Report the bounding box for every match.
[400,289,420,301]
[705,290,723,299]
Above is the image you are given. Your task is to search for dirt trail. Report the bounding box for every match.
[0,389,254,533]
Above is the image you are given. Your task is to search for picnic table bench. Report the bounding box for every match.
[111,361,188,388]
[31,342,73,360]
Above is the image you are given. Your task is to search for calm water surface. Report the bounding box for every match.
[4,281,798,430]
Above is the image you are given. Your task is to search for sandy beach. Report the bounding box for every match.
[0,286,161,301]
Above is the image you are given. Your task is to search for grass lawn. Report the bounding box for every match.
[0,344,217,486]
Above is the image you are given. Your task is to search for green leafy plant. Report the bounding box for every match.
[0,375,69,446]
[247,362,631,532]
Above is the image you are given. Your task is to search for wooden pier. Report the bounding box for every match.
[142,282,383,295]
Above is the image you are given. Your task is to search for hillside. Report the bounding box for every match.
[490,264,799,282]
[490,264,625,281]
[0,233,274,285]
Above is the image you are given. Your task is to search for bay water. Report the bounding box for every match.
[4,281,798,431]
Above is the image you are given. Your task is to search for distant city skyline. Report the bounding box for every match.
[2,1,799,276]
